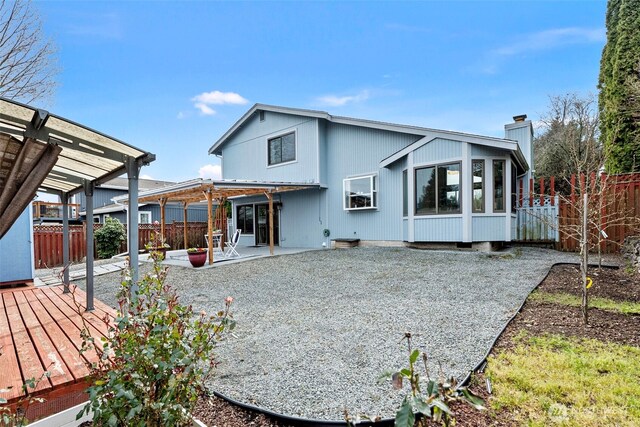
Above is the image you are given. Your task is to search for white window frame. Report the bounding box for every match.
[343,174,378,211]
[139,211,152,224]
[266,130,297,168]
[93,215,100,224]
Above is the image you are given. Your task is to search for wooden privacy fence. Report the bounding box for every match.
[33,222,209,269]
[517,173,640,253]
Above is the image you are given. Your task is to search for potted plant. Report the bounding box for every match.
[148,232,170,259]
[187,247,208,267]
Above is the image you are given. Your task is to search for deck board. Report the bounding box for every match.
[3,292,51,394]
[12,291,74,387]
[0,285,115,405]
[23,291,90,380]
[0,295,24,401]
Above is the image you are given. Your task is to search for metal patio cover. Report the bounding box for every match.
[0,97,155,238]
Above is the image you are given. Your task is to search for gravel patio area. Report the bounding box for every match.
[73,246,578,421]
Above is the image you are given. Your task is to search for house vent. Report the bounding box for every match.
[259,110,265,122]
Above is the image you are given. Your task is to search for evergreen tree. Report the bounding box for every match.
[598,0,640,173]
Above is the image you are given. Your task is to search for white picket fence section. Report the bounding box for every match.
[515,196,560,242]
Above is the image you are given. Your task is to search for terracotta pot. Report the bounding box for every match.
[187,250,207,267]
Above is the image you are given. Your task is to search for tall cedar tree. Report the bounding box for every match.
[598,0,640,173]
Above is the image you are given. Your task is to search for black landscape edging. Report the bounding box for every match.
[459,261,619,387]
[211,261,619,426]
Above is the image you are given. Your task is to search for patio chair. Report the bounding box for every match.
[224,229,242,258]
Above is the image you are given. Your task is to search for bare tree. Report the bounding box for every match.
[0,0,57,104]
[525,174,640,325]
[534,93,602,182]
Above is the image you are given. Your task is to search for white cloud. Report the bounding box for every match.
[198,164,222,180]
[316,90,370,107]
[493,27,605,56]
[140,174,154,180]
[192,91,249,105]
[190,90,249,116]
[176,111,188,119]
[194,103,216,116]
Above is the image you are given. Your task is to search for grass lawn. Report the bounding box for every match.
[487,333,640,426]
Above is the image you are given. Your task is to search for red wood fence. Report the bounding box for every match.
[529,173,640,253]
[33,222,209,269]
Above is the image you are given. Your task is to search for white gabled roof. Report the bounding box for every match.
[208,103,526,157]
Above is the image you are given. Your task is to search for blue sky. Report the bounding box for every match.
[36,0,607,187]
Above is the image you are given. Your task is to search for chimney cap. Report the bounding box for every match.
[513,114,527,122]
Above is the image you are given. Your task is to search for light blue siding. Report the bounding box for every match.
[413,138,462,164]
[402,219,408,241]
[97,205,209,224]
[0,206,33,283]
[318,120,328,185]
[222,111,319,183]
[279,189,326,247]
[325,123,420,240]
[75,188,125,211]
[472,216,505,241]
[470,145,508,158]
[505,124,533,167]
[414,217,462,241]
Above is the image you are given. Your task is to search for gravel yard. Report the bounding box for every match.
[74,246,578,421]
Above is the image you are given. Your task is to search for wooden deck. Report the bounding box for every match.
[0,285,115,420]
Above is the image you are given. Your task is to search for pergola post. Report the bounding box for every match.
[61,191,70,293]
[183,202,189,249]
[83,180,95,311]
[267,191,274,256]
[206,190,214,265]
[125,156,142,290]
[159,197,167,239]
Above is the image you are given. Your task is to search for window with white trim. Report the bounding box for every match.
[268,132,296,166]
[343,175,377,210]
[139,211,152,224]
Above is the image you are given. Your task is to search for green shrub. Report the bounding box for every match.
[78,254,235,426]
[94,218,126,259]
[380,333,484,427]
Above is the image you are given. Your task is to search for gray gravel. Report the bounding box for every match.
[74,246,578,421]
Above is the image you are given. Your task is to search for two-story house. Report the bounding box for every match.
[209,104,533,249]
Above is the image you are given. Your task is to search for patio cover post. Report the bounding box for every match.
[159,197,167,239]
[61,191,70,293]
[183,202,189,249]
[125,156,141,289]
[206,190,213,265]
[83,180,95,311]
[267,191,274,255]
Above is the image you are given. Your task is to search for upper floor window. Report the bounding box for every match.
[344,175,377,210]
[268,132,296,166]
[472,160,484,213]
[493,160,505,212]
[415,162,461,215]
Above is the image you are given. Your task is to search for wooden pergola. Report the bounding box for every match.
[126,179,318,265]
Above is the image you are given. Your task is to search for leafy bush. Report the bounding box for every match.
[383,333,484,427]
[0,361,50,426]
[78,254,235,426]
[94,217,126,259]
